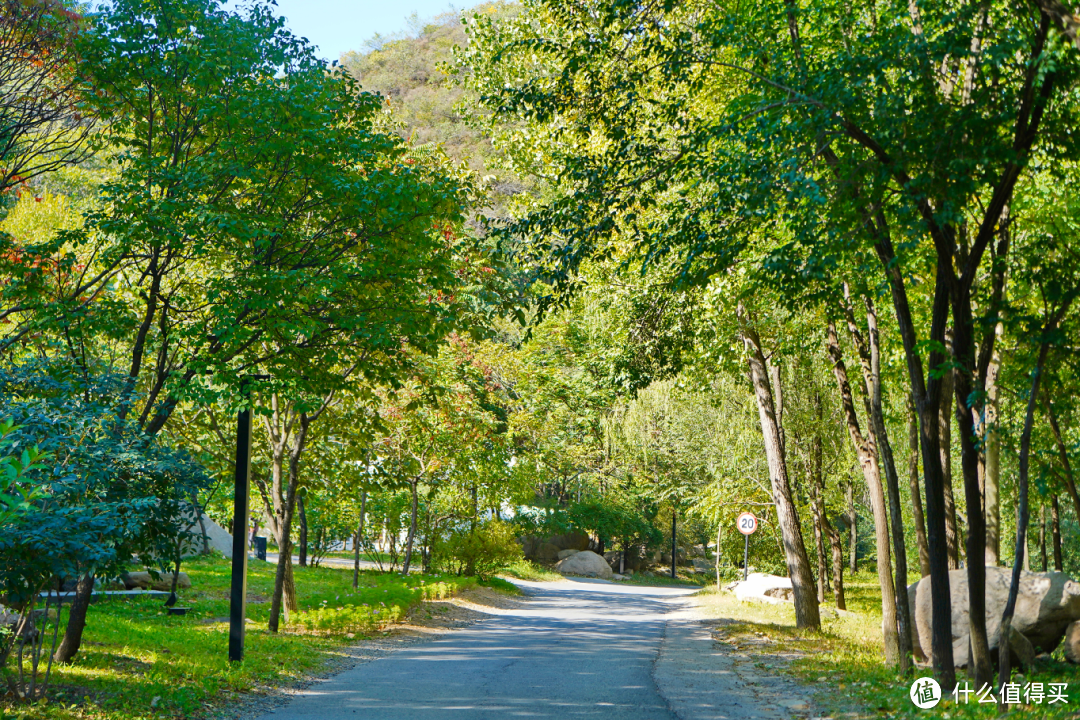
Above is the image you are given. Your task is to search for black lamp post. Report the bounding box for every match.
[229,376,268,663]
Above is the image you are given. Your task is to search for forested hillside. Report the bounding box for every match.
[341,3,530,207]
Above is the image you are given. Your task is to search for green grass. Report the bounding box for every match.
[1,555,480,720]
[499,560,563,582]
[621,569,706,588]
[696,570,1080,719]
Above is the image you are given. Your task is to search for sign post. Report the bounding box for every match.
[736,512,758,581]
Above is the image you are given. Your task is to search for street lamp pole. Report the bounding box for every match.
[228,404,252,662]
[229,375,267,663]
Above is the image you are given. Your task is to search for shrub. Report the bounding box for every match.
[434,519,523,579]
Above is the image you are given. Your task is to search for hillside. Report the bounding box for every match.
[341,3,527,204]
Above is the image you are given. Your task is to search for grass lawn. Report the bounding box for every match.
[1,555,495,720]
[696,570,1080,719]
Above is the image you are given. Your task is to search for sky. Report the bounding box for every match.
[227,1,486,61]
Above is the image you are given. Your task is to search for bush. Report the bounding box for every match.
[434,519,523,579]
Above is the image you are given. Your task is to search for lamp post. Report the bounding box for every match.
[229,375,268,663]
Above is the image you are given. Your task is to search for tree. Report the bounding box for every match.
[460,0,1080,685]
[0,0,91,198]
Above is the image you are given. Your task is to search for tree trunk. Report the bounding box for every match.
[1046,399,1080,522]
[952,284,995,687]
[739,306,819,629]
[298,494,308,567]
[52,574,93,663]
[984,332,1003,566]
[353,490,367,589]
[810,393,829,602]
[859,297,914,672]
[401,479,420,575]
[826,320,899,665]
[873,210,956,689]
[811,479,828,603]
[846,477,857,574]
[1051,495,1063,572]
[1039,504,1048,572]
[828,524,846,610]
[908,395,931,577]
[939,343,960,570]
[998,317,1059,699]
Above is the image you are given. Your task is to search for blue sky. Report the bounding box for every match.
[228,1,487,61]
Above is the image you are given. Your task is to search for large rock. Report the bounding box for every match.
[123,571,192,591]
[558,549,580,560]
[179,504,233,559]
[549,532,591,552]
[692,558,713,574]
[910,567,1080,668]
[731,573,794,605]
[556,550,613,579]
[536,543,561,563]
[1064,620,1080,664]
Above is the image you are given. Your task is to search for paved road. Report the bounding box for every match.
[256,579,699,719]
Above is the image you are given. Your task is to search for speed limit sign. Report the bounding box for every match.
[737,512,758,536]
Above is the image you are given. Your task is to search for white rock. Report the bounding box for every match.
[730,573,794,605]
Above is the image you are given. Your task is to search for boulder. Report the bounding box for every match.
[557,549,580,560]
[556,550,614,579]
[603,551,621,570]
[519,536,540,560]
[536,543,561,563]
[1063,620,1080,664]
[123,571,192,591]
[910,567,1080,668]
[550,532,591,552]
[731,573,794,605]
[692,558,713,574]
[178,503,233,559]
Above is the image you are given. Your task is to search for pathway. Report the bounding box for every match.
[254,578,818,720]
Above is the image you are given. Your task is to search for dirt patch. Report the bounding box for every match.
[212,587,526,720]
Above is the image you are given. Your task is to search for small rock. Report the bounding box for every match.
[151,696,160,708]
[779,698,810,710]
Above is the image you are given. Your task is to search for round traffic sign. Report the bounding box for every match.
[736,512,758,536]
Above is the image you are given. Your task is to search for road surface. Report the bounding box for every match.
[255,578,816,720]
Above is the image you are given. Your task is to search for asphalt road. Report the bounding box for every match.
[255,578,700,719]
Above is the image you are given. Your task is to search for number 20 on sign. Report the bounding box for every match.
[737,512,757,581]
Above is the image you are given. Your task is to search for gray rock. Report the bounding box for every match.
[123,571,192,591]
[536,542,561,563]
[548,532,590,552]
[557,549,579,560]
[1064,620,1080,664]
[555,550,613,579]
[183,510,234,559]
[691,558,713,574]
[911,566,1080,668]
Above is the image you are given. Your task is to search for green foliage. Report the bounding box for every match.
[434,519,523,579]
[500,559,563,582]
